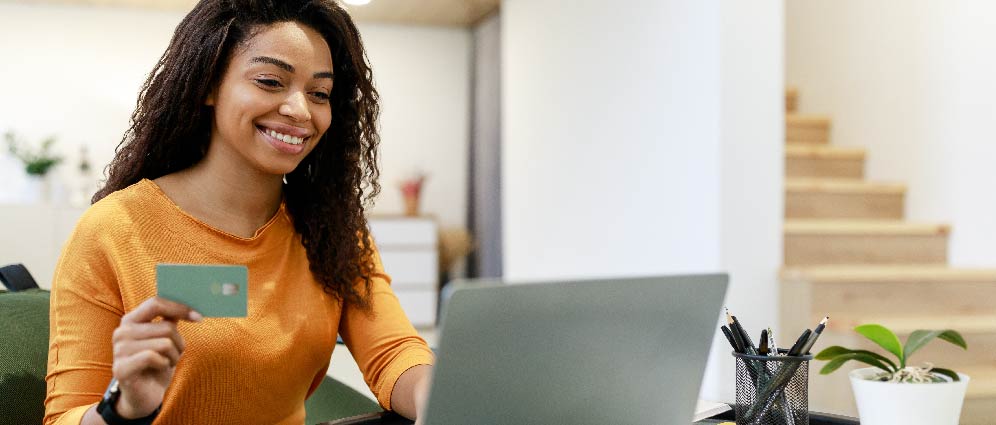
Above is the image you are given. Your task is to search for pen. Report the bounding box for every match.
[768,327,778,356]
[758,329,769,356]
[731,313,757,354]
[787,329,811,357]
[727,308,757,355]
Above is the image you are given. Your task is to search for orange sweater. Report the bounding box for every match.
[44,179,434,425]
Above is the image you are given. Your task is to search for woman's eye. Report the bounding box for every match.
[311,92,331,102]
[256,79,282,88]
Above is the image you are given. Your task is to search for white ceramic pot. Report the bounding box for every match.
[849,367,970,425]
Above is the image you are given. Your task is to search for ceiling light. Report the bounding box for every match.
[343,0,372,5]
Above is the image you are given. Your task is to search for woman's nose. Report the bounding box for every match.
[278,91,311,122]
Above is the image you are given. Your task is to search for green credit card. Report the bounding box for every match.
[156,264,248,318]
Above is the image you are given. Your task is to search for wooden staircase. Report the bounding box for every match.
[781,89,996,424]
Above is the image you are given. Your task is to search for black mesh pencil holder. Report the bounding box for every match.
[733,349,812,425]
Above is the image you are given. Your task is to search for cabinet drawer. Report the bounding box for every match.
[380,250,437,290]
[369,218,437,247]
[395,289,437,327]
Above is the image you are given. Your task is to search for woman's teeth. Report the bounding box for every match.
[266,129,305,145]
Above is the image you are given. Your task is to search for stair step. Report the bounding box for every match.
[781,266,996,319]
[780,265,996,283]
[962,397,996,425]
[786,179,906,219]
[785,220,949,236]
[786,114,831,145]
[832,315,996,335]
[963,368,996,425]
[786,87,798,113]
[964,365,996,399]
[786,145,866,179]
[783,220,949,266]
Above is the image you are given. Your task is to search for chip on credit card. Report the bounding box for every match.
[156,264,248,318]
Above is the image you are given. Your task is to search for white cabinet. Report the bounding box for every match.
[369,217,438,327]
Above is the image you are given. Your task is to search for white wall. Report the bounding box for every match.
[786,0,996,266]
[503,0,783,402]
[0,4,185,205]
[502,0,723,280]
[0,3,471,232]
[711,0,784,402]
[360,24,471,230]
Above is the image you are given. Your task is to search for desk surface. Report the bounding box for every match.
[320,409,860,425]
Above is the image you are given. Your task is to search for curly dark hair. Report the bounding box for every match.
[93,0,381,310]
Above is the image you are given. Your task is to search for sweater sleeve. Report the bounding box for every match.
[338,246,435,410]
[44,210,125,425]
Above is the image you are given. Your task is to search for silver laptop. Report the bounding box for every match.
[422,274,729,425]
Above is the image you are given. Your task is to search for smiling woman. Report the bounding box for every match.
[205,22,334,174]
[44,1,434,425]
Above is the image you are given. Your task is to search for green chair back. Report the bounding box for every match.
[304,375,381,425]
[0,289,380,425]
[0,289,50,425]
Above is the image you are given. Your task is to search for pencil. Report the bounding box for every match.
[800,316,829,355]
[721,325,740,353]
[725,308,749,354]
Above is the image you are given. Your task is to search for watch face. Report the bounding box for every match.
[105,379,119,398]
[98,378,120,413]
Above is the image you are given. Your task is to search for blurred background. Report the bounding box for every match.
[1,0,994,422]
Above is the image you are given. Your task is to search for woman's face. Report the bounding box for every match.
[206,21,334,176]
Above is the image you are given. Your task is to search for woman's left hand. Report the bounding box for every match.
[412,368,432,425]
[391,364,433,423]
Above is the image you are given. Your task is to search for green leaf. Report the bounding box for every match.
[846,349,898,371]
[930,367,961,382]
[814,346,852,360]
[938,330,968,350]
[815,346,897,371]
[905,330,967,361]
[819,352,893,375]
[855,324,904,365]
[904,330,946,360]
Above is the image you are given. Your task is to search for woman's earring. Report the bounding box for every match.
[282,175,288,184]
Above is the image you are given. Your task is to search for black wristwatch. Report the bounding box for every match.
[96,378,161,425]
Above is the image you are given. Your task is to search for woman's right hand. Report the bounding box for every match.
[110,296,202,418]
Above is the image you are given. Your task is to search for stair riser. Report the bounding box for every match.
[784,235,948,266]
[782,278,995,369]
[786,192,904,219]
[786,124,830,145]
[786,157,864,179]
[961,398,996,425]
[804,281,996,318]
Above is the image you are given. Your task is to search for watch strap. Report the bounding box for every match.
[97,378,161,425]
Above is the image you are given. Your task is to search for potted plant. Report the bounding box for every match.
[5,131,62,176]
[5,131,63,202]
[399,172,427,216]
[815,324,969,425]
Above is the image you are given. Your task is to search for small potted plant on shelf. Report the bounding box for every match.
[815,324,969,425]
[5,131,63,203]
